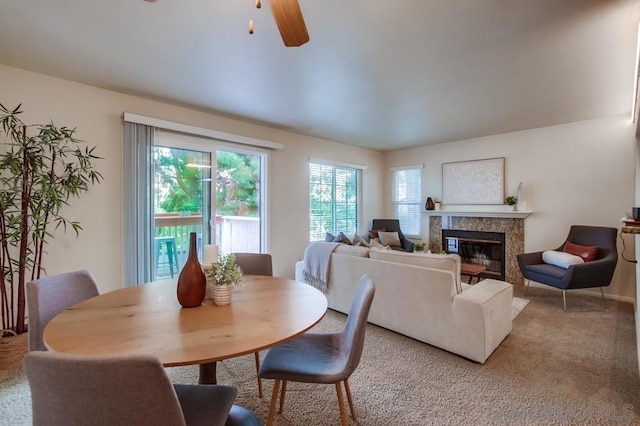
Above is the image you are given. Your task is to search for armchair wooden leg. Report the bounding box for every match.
[562,290,567,311]
[344,379,356,420]
[335,382,348,426]
[524,279,530,296]
[278,380,287,414]
[254,351,262,398]
[267,379,281,426]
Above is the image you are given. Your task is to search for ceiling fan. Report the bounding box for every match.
[143,0,309,47]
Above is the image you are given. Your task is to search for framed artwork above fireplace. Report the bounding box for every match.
[442,157,504,205]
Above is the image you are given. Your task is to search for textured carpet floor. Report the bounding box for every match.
[1,286,638,425]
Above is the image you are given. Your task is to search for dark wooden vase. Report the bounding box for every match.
[177,232,206,308]
[425,197,435,210]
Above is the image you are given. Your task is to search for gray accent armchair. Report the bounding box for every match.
[517,225,618,310]
[369,219,415,252]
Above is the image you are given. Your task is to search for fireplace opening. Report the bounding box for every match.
[442,230,506,281]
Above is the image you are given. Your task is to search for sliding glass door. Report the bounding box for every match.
[151,132,266,280]
[215,149,263,254]
[152,145,212,280]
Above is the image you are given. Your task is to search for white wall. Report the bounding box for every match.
[385,117,637,300]
[0,64,384,293]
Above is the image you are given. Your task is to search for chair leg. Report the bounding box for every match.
[335,382,348,426]
[562,290,567,312]
[524,279,530,296]
[266,379,281,426]
[344,379,356,420]
[599,287,608,311]
[278,380,287,414]
[254,352,262,398]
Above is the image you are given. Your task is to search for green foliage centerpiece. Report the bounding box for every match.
[0,103,103,336]
[206,253,243,305]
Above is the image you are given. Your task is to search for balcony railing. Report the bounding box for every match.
[154,213,260,279]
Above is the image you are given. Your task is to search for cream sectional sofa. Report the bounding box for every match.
[295,244,513,364]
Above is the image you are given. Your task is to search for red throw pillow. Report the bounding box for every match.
[368,228,386,239]
[563,240,598,262]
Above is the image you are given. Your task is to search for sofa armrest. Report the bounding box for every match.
[451,279,513,363]
[454,279,512,309]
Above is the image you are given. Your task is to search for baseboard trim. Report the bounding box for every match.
[525,281,634,304]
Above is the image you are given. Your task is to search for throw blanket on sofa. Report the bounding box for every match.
[302,242,340,294]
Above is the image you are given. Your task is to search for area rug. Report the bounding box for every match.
[511,296,529,320]
[2,291,636,425]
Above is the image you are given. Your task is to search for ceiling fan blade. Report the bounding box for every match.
[270,0,310,47]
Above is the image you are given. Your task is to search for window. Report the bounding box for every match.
[309,162,361,241]
[391,166,422,237]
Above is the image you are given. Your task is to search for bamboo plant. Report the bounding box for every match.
[0,103,103,336]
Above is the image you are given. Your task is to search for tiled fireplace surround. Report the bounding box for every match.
[428,216,525,285]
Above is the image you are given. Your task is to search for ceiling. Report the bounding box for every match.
[0,0,639,151]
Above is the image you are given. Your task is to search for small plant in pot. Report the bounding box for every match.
[206,253,243,305]
[413,242,425,253]
[505,196,518,210]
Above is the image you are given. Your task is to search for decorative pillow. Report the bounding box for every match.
[368,228,386,239]
[370,239,391,250]
[325,232,351,244]
[334,232,352,244]
[378,231,402,247]
[563,241,598,262]
[542,250,584,269]
[352,234,370,247]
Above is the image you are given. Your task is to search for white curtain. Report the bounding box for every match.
[124,122,156,285]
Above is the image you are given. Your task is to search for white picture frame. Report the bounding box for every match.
[442,157,505,205]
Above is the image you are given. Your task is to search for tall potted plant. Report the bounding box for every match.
[0,103,103,336]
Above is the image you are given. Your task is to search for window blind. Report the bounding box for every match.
[309,162,360,241]
[392,167,422,237]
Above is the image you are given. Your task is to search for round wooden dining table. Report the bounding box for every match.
[43,275,328,384]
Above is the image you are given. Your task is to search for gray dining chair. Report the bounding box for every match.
[24,351,260,426]
[26,269,100,352]
[232,252,273,398]
[258,274,375,426]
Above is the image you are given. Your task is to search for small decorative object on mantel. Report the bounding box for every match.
[516,182,528,211]
[206,253,243,306]
[176,232,207,308]
[413,242,425,253]
[425,197,435,210]
[505,196,517,211]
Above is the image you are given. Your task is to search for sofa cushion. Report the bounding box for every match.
[334,244,370,257]
[563,241,598,262]
[542,250,584,269]
[368,248,463,293]
[378,231,401,247]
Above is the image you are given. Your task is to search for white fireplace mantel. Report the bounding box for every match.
[424,210,533,219]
